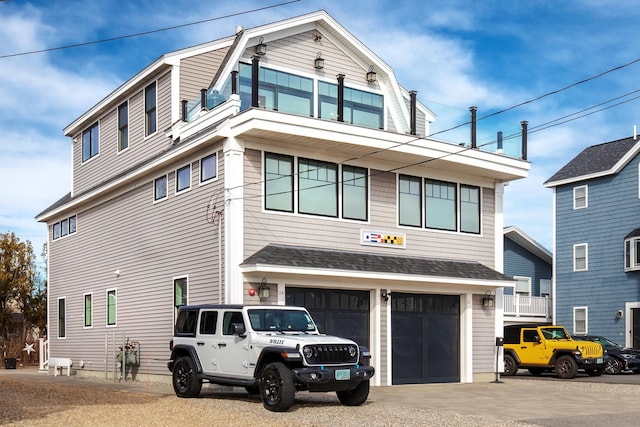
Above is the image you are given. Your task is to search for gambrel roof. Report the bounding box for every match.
[544,136,640,187]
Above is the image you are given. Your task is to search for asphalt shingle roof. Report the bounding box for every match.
[241,244,514,282]
[545,136,638,185]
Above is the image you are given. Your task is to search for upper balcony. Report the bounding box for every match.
[504,294,552,323]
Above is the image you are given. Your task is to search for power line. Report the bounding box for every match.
[0,0,301,60]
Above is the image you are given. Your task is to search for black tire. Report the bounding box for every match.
[337,380,370,406]
[555,355,578,379]
[605,357,623,375]
[503,354,518,376]
[528,368,544,376]
[260,362,295,412]
[172,356,202,398]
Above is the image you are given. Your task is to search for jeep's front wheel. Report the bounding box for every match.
[260,362,295,412]
[337,380,369,406]
[555,355,578,379]
[172,356,202,398]
[503,354,517,376]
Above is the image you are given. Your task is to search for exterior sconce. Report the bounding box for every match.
[259,277,270,300]
[366,65,376,82]
[381,291,389,302]
[314,52,324,69]
[616,309,624,319]
[482,291,495,309]
[255,37,267,56]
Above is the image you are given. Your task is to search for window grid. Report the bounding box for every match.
[573,185,588,209]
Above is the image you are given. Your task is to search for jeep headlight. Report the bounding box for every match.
[348,345,357,358]
[303,346,314,359]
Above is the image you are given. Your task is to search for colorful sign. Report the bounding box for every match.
[361,230,406,248]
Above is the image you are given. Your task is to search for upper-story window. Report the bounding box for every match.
[318,82,384,129]
[82,122,99,162]
[514,276,532,296]
[573,306,588,335]
[573,185,588,209]
[624,230,640,272]
[176,164,191,194]
[200,153,217,184]
[342,165,368,221]
[298,158,338,217]
[118,101,129,151]
[52,215,77,240]
[265,152,294,212]
[145,81,157,136]
[399,175,481,234]
[154,175,168,202]
[573,243,588,271]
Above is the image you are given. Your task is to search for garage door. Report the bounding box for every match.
[285,288,370,348]
[392,293,459,384]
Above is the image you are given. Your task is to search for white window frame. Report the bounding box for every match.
[539,279,551,297]
[573,185,588,209]
[514,276,531,296]
[573,243,588,272]
[83,292,93,329]
[573,306,588,335]
[173,276,189,308]
[624,236,640,272]
[106,288,117,327]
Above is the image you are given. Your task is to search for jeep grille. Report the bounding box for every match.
[303,344,358,365]
[580,343,603,357]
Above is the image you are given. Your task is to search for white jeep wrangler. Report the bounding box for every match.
[168,304,375,412]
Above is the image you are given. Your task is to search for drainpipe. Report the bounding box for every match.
[252,56,260,108]
[521,121,528,160]
[497,131,503,154]
[409,90,417,136]
[181,100,188,122]
[231,70,238,95]
[200,89,207,111]
[337,74,345,122]
[470,106,477,149]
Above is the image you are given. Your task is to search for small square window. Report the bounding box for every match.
[176,165,191,193]
[201,153,217,183]
[154,175,168,201]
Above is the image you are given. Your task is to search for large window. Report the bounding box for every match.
[200,153,217,183]
[107,289,117,326]
[176,165,191,193]
[342,166,368,221]
[154,175,167,202]
[573,243,588,271]
[573,306,588,335]
[84,293,92,328]
[399,175,422,227]
[118,102,129,151]
[573,185,587,209]
[145,81,157,136]
[624,232,640,271]
[265,153,294,212]
[318,82,384,129]
[460,184,480,233]
[82,122,99,162]
[298,158,337,217]
[57,297,66,338]
[425,179,456,231]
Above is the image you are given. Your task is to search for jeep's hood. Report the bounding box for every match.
[253,332,355,347]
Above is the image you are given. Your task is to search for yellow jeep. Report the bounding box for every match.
[503,324,604,379]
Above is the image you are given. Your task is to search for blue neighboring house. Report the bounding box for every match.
[503,226,552,324]
[545,135,640,347]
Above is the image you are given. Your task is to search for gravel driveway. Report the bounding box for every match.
[0,376,528,427]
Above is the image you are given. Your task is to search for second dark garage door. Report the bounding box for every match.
[392,293,460,384]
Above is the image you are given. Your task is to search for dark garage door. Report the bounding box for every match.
[392,293,459,384]
[286,288,370,347]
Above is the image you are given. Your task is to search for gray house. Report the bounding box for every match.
[545,136,640,346]
[36,10,529,384]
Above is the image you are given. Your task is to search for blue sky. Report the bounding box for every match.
[2,0,640,264]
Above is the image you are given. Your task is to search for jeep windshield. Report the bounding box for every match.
[541,327,570,340]
[248,309,317,333]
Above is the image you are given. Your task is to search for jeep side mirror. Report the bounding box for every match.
[231,323,246,337]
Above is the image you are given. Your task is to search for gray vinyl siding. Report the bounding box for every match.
[555,153,640,341]
[503,237,552,296]
[48,145,224,375]
[242,148,496,267]
[472,294,496,373]
[72,71,173,195]
[179,47,231,103]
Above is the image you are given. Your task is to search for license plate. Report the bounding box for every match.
[335,369,350,380]
[597,358,603,364]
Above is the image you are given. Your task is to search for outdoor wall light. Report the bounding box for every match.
[314,51,324,69]
[366,65,376,82]
[381,291,390,302]
[259,277,270,300]
[255,37,267,56]
[482,291,495,309]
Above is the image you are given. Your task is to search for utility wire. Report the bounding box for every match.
[0,0,301,59]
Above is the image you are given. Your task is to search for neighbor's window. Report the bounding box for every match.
[118,102,129,151]
[573,243,588,271]
[265,152,293,212]
[425,179,456,231]
[514,276,531,296]
[624,232,640,271]
[460,184,480,234]
[58,297,66,338]
[540,279,551,297]
[573,306,588,335]
[342,165,368,221]
[174,277,188,308]
[84,293,93,328]
[82,122,99,162]
[573,185,588,209]
[298,158,338,217]
[107,289,117,326]
[154,175,168,201]
[60,218,69,237]
[52,215,77,240]
[200,153,217,183]
[176,165,191,193]
[145,81,157,136]
[399,175,422,227]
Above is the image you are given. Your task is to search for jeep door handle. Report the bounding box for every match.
[218,343,227,347]
[196,341,205,346]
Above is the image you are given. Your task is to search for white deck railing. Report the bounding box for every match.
[504,294,551,319]
[39,337,49,372]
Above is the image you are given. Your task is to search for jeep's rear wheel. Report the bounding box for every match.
[172,356,202,398]
[260,362,295,412]
[555,355,578,379]
[503,354,517,376]
[605,357,623,375]
[337,380,369,406]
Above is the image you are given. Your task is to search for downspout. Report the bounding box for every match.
[409,90,417,136]
[521,121,528,161]
[469,106,477,148]
[337,74,345,122]
[251,56,260,108]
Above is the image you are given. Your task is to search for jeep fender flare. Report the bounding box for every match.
[254,346,301,377]
[504,349,521,365]
[549,350,575,365]
[169,344,203,373]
